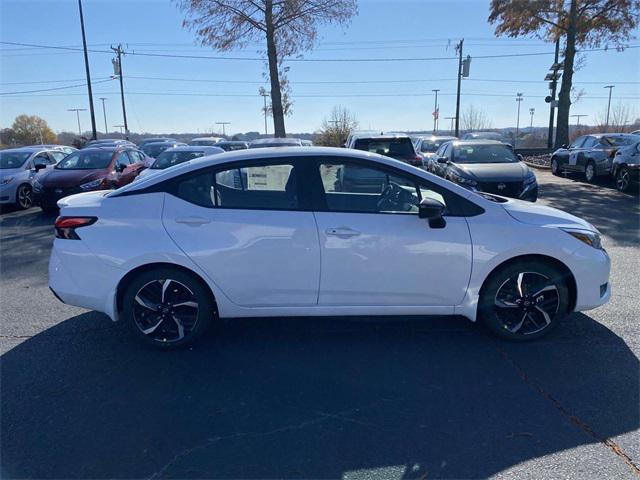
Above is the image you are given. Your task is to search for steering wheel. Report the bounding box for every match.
[377,182,415,211]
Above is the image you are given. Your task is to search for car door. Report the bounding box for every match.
[565,136,587,171]
[311,158,472,308]
[161,158,321,307]
[576,136,598,172]
[113,151,136,186]
[126,150,146,176]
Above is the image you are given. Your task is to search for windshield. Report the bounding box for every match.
[354,138,415,157]
[603,136,636,147]
[219,143,247,151]
[55,150,113,170]
[420,140,452,153]
[453,144,518,164]
[152,150,207,169]
[142,144,173,157]
[190,140,219,146]
[0,152,31,169]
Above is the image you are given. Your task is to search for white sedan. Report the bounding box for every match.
[49,147,610,348]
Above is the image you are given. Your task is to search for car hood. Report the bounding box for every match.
[502,198,596,231]
[39,168,107,188]
[454,162,530,181]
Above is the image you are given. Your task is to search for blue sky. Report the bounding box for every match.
[1,0,638,136]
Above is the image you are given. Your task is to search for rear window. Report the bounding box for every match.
[142,144,173,157]
[353,138,415,157]
[152,151,207,170]
[602,136,635,147]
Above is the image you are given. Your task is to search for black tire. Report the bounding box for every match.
[122,267,217,349]
[478,260,570,341]
[551,157,562,176]
[15,184,33,210]
[616,166,632,193]
[585,161,597,183]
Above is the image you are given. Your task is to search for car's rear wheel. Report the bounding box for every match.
[616,166,631,193]
[479,261,570,341]
[551,157,562,176]
[585,161,596,183]
[122,267,216,349]
[16,184,32,209]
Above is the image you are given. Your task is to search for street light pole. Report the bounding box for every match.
[445,116,456,134]
[529,108,535,130]
[99,97,108,136]
[454,39,464,137]
[216,122,231,136]
[604,85,614,132]
[77,0,97,140]
[113,124,125,137]
[432,89,440,133]
[515,93,523,149]
[68,108,86,136]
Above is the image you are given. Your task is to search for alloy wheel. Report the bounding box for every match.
[551,158,558,174]
[17,185,33,209]
[616,168,630,192]
[493,271,560,335]
[132,278,200,344]
[585,163,595,182]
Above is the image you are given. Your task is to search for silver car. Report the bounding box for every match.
[612,139,640,193]
[0,147,65,209]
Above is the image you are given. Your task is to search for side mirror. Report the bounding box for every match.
[437,156,449,164]
[115,164,126,173]
[561,144,568,149]
[418,197,446,228]
[33,163,47,172]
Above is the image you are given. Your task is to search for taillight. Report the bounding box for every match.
[55,216,97,240]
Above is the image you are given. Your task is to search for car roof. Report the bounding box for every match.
[217,140,247,144]
[250,138,302,144]
[452,139,507,145]
[111,146,473,198]
[0,146,45,153]
[418,136,457,141]
[589,133,637,138]
[190,136,223,141]
[352,134,412,140]
[77,146,120,152]
[163,145,224,152]
[144,141,185,146]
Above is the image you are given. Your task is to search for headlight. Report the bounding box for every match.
[79,179,104,190]
[448,172,478,187]
[0,177,14,186]
[562,228,603,250]
[524,174,537,185]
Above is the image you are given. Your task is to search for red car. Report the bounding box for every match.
[34,146,149,212]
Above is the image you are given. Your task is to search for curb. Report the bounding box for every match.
[523,160,551,170]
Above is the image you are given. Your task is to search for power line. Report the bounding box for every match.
[0,77,116,95]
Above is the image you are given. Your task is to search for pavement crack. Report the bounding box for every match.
[496,345,640,476]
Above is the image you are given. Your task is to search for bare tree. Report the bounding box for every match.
[596,101,635,131]
[489,0,639,148]
[315,106,359,147]
[461,105,492,132]
[176,0,358,138]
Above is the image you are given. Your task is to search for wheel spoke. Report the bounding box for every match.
[495,298,518,308]
[173,300,198,309]
[135,294,158,311]
[507,312,528,333]
[141,317,164,335]
[161,279,172,303]
[535,305,552,325]
[531,284,558,298]
[171,315,185,341]
[516,272,526,297]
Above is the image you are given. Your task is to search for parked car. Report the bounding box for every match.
[29,144,77,155]
[141,141,186,159]
[49,146,610,348]
[0,147,64,209]
[462,132,507,142]
[138,137,177,148]
[34,146,147,212]
[631,130,640,136]
[249,138,303,148]
[189,137,224,146]
[216,141,249,152]
[301,139,314,146]
[415,136,457,171]
[611,139,640,193]
[433,140,537,201]
[550,133,638,183]
[84,139,134,149]
[344,130,380,148]
[350,134,423,166]
[136,145,225,181]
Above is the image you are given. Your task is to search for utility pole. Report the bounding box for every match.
[99,97,108,136]
[515,93,523,148]
[68,108,86,136]
[259,90,269,135]
[216,122,231,136]
[571,114,587,126]
[454,39,464,137]
[432,89,440,133]
[604,85,614,132]
[545,38,562,149]
[111,44,129,139]
[445,116,456,134]
[113,124,125,137]
[77,0,97,140]
[529,108,535,130]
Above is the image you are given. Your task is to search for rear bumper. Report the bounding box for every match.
[0,183,17,204]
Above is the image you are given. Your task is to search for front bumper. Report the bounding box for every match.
[34,186,83,209]
[570,244,611,312]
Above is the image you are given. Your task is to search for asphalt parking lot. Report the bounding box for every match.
[1,169,638,479]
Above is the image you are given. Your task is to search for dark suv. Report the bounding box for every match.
[551,133,638,183]
[33,146,148,212]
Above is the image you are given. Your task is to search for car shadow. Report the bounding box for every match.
[2,312,637,478]
[538,174,640,246]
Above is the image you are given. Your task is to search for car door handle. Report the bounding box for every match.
[325,227,360,237]
[175,217,211,226]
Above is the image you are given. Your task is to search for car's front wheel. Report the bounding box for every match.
[616,166,632,193]
[479,261,570,341]
[550,157,562,176]
[16,184,33,209]
[585,161,596,183]
[122,267,217,349]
